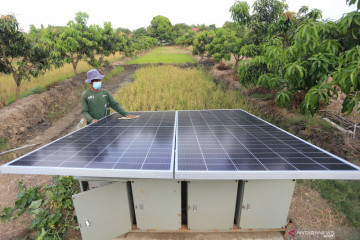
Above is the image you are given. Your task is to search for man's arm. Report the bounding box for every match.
[107,91,128,116]
[81,92,95,124]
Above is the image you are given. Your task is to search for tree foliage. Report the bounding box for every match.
[230,1,251,26]
[207,27,256,67]
[192,31,214,58]
[304,11,360,116]
[87,22,120,67]
[147,15,172,41]
[176,30,196,47]
[171,23,192,43]
[251,0,288,44]
[54,12,95,74]
[133,27,147,38]
[0,15,53,100]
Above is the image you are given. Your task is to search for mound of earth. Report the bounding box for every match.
[0,66,112,148]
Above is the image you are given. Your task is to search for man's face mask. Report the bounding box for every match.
[93,81,102,90]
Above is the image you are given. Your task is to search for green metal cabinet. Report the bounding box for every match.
[131,179,181,230]
[72,181,133,240]
[187,180,238,230]
[235,180,295,229]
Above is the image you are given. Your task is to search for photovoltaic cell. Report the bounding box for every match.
[175,110,360,179]
[1,111,176,179]
[1,109,360,180]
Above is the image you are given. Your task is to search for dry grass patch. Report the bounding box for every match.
[114,65,247,111]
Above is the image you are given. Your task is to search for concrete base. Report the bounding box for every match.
[114,231,284,240]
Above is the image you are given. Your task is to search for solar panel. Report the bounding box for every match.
[1,111,176,179]
[1,109,360,180]
[175,110,360,180]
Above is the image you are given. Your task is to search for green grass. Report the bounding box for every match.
[47,104,67,120]
[126,47,195,64]
[102,66,124,83]
[0,136,9,152]
[300,180,360,228]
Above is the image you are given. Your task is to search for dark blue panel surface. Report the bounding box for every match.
[176,110,360,173]
[8,112,175,172]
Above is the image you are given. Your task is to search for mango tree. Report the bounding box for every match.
[56,12,94,74]
[270,11,296,49]
[176,30,195,48]
[134,36,158,53]
[250,0,288,44]
[207,27,256,67]
[133,27,147,38]
[257,19,340,107]
[147,15,172,42]
[192,31,214,58]
[88,22,119,67]
[0,15,52,101]
[303,9,360,134]
[171,23,191,44]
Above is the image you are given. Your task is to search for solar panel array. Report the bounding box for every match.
[2,110,360,180]
[2,111,176,178]
[175,110,360,179]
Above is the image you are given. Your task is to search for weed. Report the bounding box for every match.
[47,104,67,120]
[302,180,360,228]
[0,176,80,239]
[250,92,274,100]
[21,86,46,98]
[102,66,124,84]
[0,136,9,152]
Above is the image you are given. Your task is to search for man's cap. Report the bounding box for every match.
[85,69,104,83]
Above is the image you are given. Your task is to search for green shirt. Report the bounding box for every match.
[81,89,128,124]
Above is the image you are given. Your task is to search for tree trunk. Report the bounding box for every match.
[234,55,243,69]
[99,54,104,66]
[282,33,287,49]
[16,84,20,100]
[12,71,21,100]
[72,61,78,75]
[354,115,358,139]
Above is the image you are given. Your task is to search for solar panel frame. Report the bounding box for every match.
[1,111,176,179]
[174,109,360,180]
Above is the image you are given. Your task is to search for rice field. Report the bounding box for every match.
[114,65,249,111]
[0,53,123,106]
[126,47,195,64]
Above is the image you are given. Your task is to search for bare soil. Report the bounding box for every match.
[0,56,358,239]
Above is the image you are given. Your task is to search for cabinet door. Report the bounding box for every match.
[237,180,295,229]
[132,179,181,230]
[187,180,238,230]
[72,181,132,240]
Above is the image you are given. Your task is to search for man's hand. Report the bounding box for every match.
[126,115,138,119]
[92,119,98,123]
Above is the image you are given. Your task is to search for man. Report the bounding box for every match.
[81,69,137,124]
